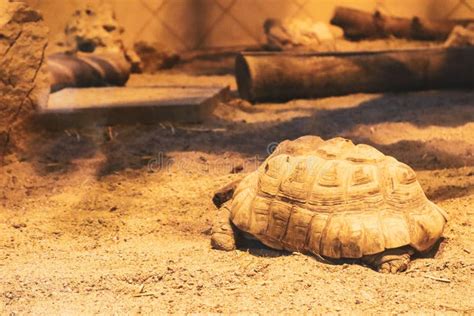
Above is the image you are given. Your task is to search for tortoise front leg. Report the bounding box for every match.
[362,247,415,273]
[211,177,246,250]
[211,201,240,251]
[212,178,242,208]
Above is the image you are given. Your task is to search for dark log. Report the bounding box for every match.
[331,6,474,41]
[47,53,131,92]
[235,47,474,103]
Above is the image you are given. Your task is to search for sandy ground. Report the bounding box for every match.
[1,54,474,314]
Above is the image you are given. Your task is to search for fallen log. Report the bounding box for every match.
[330,6,474,41]
[47,52,131,92]
[235,47,474,102]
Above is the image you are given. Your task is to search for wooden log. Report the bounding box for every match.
[235,47,474,103]
[47,52,131,92]
[330,6,474,41]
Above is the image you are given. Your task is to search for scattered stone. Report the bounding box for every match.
[12,223,26,229]
[133,41,180,73]
[0,1,49,161]
[444,24,474,47]
[226,99,256,112]
[264,18,343,51]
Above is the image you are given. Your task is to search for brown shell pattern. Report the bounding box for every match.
[230,136,448,259]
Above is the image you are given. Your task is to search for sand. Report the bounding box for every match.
[0,56,473,314]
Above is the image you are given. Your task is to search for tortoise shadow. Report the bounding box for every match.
[426,185,474,203]
[413,237,445,260]
[237,239,351,267]
[236,238,290,258]
[237,237,445,271]
[22,71,474,178]
[315,91,474,129]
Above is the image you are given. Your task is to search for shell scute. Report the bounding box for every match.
[280,157,313,201]
[308,161,347,210]
[266,200,292,242]
[385,163,426,209]
[259,154,289,196]
[380,211,411,249]
[316,137,354,159]
[408,203,447,251]
[344,144,385,163]
[282,206,314,251]
[248,196,271,236]
[306,212,330,255]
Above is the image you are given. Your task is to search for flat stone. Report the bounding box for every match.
[37,85,230,128]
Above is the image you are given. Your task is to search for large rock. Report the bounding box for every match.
[0,1,49,160]
[49,3,140,72]
[134,41,180,73]
[65,3,123,54]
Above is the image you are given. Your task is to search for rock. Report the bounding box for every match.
[12,222,26,229]
[444,24,474,47]
[58,3,124,54]
[263,18,343,51]
[0,1,49,160]
[124,47,141,73]
[48,3,140,72]
[133,41,180,73]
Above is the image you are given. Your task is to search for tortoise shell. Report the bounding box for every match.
[229,136,447,259]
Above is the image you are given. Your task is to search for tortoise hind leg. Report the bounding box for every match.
[362,247,415,273]
[211,201,241,251]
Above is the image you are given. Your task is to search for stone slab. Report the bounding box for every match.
[37,85,229,128]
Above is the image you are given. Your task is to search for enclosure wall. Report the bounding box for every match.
[24,0,474,51]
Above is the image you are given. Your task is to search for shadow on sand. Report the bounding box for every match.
[24,89,474,178]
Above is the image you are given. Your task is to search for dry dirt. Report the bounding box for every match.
[1,53,474,314]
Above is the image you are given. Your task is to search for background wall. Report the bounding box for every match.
[25,0,474,51]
